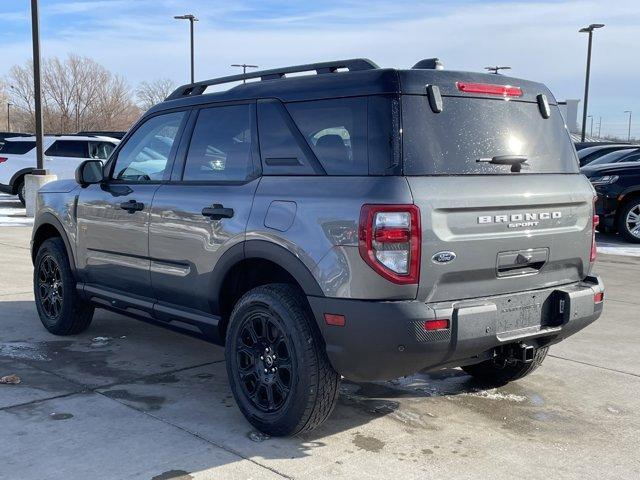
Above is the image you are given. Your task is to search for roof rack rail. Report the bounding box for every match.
[166,58,379,100]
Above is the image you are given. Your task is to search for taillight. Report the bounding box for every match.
[591,197,599,262]
[0,157,7,163]
[456,81,523,97]
[359,204,421,284]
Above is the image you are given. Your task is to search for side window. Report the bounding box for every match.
[45,140,88,158]
[89,141,116,160]
[257,99,318,175]
[622,153,640,163]
[183,105,253,181]
[112,112,185,182]
[286,97,368,175]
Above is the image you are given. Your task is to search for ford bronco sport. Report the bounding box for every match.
[31,58,604,436]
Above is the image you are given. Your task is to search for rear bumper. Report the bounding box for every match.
[0,183,12,194]
[308,276,604,382]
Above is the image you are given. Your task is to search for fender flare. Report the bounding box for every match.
[9,168,35,193]
[31,212,77,274]
[619,186,640,204]
[209,239,324,314]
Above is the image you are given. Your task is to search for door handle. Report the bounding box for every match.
[201,204,234,220]
[120,199,144,213]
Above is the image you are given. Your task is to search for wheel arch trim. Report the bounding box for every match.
[210,239,324,314]
[9,168,35,193]
[31,212,77,274]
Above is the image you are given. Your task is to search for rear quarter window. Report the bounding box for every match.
[286,97,368,175]
[402,96,579,175]
[0,141,36,155]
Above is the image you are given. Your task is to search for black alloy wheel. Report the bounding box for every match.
[37,255,64,319]
[236,308,294,412]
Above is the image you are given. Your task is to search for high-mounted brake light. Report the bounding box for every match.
[359,204,421,284]
[456,81,523,97]
[591,197,599,262]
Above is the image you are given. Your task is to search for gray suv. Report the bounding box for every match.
[31,58,604,436]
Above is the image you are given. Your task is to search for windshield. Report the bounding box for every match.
[589,148,638,165]
[402,96,579,175]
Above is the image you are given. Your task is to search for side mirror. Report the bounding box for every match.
[75,160,104,186]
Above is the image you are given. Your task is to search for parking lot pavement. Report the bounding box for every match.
[1,222,639,479]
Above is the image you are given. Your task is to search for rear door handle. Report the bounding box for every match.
[120,199,144,213]
[201,204,234,220]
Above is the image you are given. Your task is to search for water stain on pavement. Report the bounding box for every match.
[49,413,74,421]
[352,433,385,453]
[102,389,166,411]
[151,470,193,480]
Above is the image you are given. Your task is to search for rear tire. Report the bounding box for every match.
[34,238,94,335]
[226,284,340,436]
[16,178,25,205]
[617,199,640,243]
[462,346,548,385]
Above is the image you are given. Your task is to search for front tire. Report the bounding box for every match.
[617,199,640,243]
[34,238,94,335]
[462,346,548,385]
[226,284,340,436]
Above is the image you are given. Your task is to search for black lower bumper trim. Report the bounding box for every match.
[307,276,604,382]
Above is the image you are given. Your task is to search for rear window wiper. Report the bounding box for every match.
[477,155,528,172]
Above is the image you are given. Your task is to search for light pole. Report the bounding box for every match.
[231,64,259,83]
[587,115,593,137]
[6,103,11,132]
[174,14,198,83]
[624,110,632,142]
[579,23,605,142]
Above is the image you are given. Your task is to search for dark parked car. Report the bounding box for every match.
[587,148,640,166]
[574,141,626,151]
[578,144,637,167]
[31,58,604,435]
[582,162,640,242]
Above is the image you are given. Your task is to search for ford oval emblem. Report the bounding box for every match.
[432,251,456,264]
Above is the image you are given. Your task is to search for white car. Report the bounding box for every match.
[0,135,119,204]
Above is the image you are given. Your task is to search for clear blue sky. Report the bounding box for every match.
[1,0,638,138]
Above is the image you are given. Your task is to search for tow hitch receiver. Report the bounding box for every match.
[501,343,535,363]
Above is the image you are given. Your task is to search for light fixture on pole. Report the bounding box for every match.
[231,64,259,83]
[579,23,605,142]
[624,110,632,142]
[174,14,198,83]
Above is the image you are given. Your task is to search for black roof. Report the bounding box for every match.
[149,58,555,116]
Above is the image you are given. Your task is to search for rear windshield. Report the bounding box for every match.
[402,96,579,175]
[0,141,36,155]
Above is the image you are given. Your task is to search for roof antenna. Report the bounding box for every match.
[485,66,511,74]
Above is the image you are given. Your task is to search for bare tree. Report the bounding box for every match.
[5,54,141,134]
[136,78,176,111]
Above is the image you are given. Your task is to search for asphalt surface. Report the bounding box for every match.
[1,206,639,479]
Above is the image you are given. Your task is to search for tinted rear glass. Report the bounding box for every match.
[0,141,36,155]
[402,96,579,175]
[286,97,368,175]
[45,140,88,158]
